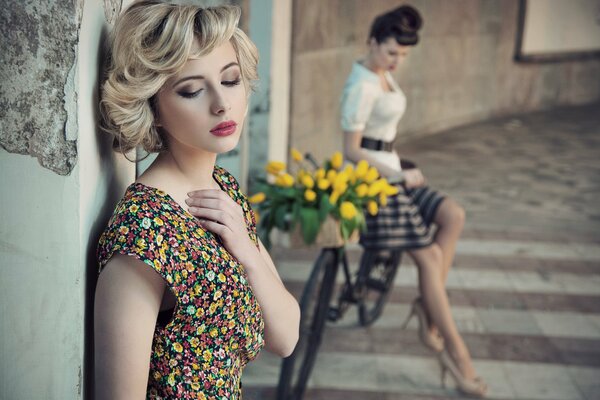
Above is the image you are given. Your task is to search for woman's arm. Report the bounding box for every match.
[186,190,300,357]
[94,254,165,400]
[237,238,300,357]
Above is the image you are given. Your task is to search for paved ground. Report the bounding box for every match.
[243,102,600,400]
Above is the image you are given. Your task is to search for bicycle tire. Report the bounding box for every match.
[356,249,402,327]
[276,248,340,400]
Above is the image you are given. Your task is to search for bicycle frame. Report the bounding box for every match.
[277,245,402,400]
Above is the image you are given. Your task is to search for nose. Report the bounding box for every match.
[210,88,231,115]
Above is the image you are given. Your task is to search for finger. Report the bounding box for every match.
[196,218,230,237]
[185,197,225,210]
[188,207,233,226]
[187,189,232,201]
[187,190,241,212]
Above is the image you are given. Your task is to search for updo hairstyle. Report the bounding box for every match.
[100,1,258,154]
[368,4,423,46]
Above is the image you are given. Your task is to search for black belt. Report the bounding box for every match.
[360,137,394,152]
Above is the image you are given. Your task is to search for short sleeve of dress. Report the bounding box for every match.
[213,166,260,247]
[340,82,378,132]
[97,187,177,283]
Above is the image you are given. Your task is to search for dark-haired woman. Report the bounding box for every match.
[340,5,486,397]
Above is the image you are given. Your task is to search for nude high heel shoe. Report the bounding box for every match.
[438,351,487,398]
[401,298,444,352]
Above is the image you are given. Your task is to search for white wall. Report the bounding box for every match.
[0,153,81,400]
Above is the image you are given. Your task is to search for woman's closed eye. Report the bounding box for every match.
[222,78,241,87]
[178,87,204,98]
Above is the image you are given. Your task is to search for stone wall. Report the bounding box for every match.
[289,0,600,161]
[0,0,83,175]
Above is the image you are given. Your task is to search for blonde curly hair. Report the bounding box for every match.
[101,1,258,154]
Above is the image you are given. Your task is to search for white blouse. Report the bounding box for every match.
[340,62,406,172]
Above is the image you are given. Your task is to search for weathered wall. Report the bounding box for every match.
[0,0,83,175]
[289,0,600,161]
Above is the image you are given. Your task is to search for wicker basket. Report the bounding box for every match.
[289,215,359,248]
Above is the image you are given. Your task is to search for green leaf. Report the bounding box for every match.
[340,219,351,241]
[318,194,331,222]
[279,187,298,198]
[299,207,320,244]
[290,200,301,230]
[274,205,289,230]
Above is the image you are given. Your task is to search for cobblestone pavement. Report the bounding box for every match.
[243,103,600,399]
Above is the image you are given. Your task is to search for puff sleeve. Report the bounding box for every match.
[340,82,378,132]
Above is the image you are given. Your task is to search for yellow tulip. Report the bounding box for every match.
[356,183,368,197]
[300,174,314,189]
[383,184,399,196]
[265,161,286,176]
[379,192,388,207]
[326,169,337,182]
[334,181,348,194]
[367,200,378,216]
[304,189,317,202]
[330,151,343,170]
[343,164,354,175]
[248,192,266,204]
[340,201,357,220]
[317,178,330,190]
[275,173,295,187]
[314,168,326,180]
[329,190,340,205]
[291,148,303,162]
[355,160,369,179]
[333,172,349,192]
[367,179,386,197]
[364,166,379,183]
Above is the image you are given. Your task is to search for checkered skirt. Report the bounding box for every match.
[359,185,445,250]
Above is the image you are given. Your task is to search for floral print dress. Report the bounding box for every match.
[98,165,264,400]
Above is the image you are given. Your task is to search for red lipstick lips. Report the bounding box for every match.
[210,120,237,137]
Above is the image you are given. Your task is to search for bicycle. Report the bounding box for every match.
[276,243,403,400]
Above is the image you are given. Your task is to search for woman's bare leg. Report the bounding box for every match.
[409,243,477,379]
[432,198,466,283]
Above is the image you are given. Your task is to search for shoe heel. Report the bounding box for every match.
[439,361,448,388]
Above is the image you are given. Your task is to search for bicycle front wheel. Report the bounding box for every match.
[356,249,402,326]
[277,248,339,400]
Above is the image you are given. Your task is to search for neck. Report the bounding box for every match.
[156,147,219,193]
[363,56,385,76]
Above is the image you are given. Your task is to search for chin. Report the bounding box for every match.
[211,136,241,155]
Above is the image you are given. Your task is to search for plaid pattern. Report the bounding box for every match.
[359,185,445,250]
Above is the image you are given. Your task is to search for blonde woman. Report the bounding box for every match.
[340,5,486,398]
[94,2,299,399]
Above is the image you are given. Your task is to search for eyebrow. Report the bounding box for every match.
[172,62,240,87]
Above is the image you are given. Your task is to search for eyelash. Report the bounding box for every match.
[178,79,242,99]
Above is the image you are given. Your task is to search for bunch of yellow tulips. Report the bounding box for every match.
[249,149,398,246]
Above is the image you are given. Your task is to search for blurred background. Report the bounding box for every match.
[1,0,599,399]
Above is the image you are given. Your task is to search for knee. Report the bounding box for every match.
[442,202,466,231]
[452,204,466,228]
